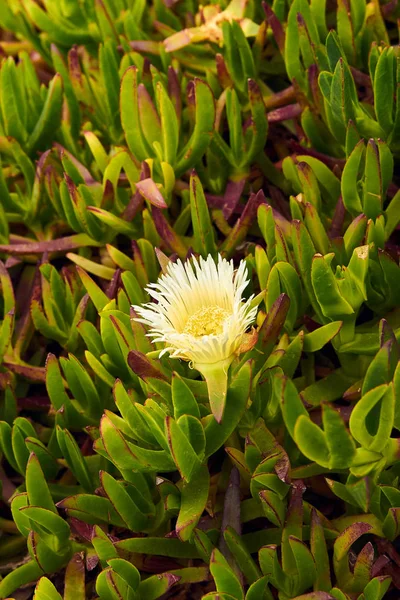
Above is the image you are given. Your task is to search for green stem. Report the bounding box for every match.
[195,358,233,423]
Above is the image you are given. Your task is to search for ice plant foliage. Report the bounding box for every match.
[2,0,400,598]
[133,254,257,422]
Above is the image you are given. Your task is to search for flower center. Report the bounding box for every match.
[183,305,230,337]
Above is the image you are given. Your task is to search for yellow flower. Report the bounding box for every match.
[133,254,257,422]
[163,0,259,53]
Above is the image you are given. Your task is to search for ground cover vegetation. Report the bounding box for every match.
[0,0,400,598]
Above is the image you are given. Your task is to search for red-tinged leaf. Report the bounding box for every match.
[138,572,180,600]
[241,294,290,374]
[64,553,85,600]
[155,247,172,273]
[56,144,100,187]
[216,53,233,88]
[152,207,188,259]
[167,66,182,121]
[123,161,149,220]
[221,190,267,259]
[262,2,285,52]
[70,518,94,542]
[127,350,168,381]
[334,522,373,562]
[136,178,168,208]
[0,233,100,254]
[267,104,302,123]
[4,360,46,381]
[353,541,374,588]
[222,179,246,220]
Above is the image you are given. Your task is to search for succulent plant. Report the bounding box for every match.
[0,0,400,598]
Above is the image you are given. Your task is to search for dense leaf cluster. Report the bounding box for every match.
[0,0,400,598]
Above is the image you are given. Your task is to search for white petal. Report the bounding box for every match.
[132,254,256,366]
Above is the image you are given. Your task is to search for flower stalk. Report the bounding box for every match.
[133,254,258,422]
